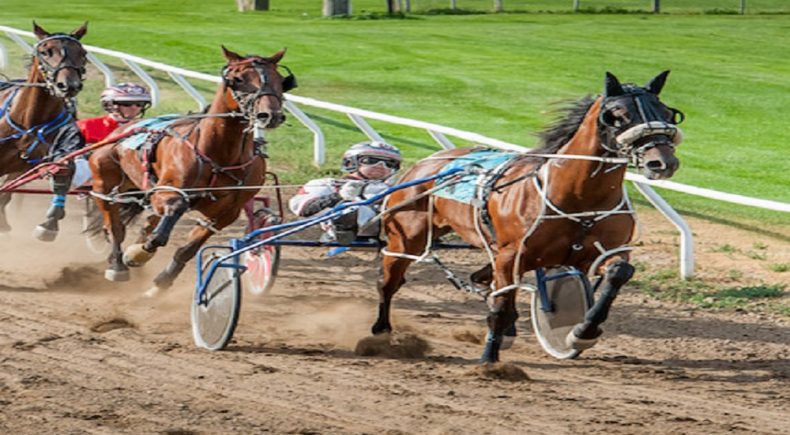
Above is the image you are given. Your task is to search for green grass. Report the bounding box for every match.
[631,270,788,317]
[1,1,788,228]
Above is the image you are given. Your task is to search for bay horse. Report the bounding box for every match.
[0,22,88,233]
[89,46,293,294]
[376,71,684,363]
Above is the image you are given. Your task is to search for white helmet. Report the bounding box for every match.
[342,141,402,173]
[100,82,152,112]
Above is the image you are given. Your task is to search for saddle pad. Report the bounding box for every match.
[433,150,514,205]
[119,116,180,150]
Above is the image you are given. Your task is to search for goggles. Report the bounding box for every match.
[358,156,400,170]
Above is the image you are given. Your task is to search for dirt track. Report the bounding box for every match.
[1,195,788,434]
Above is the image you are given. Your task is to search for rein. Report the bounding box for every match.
[0,87,75,161]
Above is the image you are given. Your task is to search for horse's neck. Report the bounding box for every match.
[11,62,64,127]
[197,87,250,164]
[547,99,626,208]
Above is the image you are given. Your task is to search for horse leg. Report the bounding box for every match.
[567,257,635,350]
[480,251,519,363]
[123,192,188,267]
[33,163,74,242]
[372,254,412,335]
[146,212,235,297]
[0,191,13,233]
[134,214,161,244]
[95,198,130,282]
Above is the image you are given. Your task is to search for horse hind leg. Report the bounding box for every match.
[566,258,635,350]
[480,251,519,363]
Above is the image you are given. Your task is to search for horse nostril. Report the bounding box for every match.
[56,82,68,90]
[256,112,271,121]
[75,82,83,91]
[645,159,667,171]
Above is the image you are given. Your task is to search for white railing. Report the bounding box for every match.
[3,25,788,279]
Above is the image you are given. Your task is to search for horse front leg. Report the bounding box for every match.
[481,250,519,363]
[144,224,214,297]
[33,164,74,242]
[567,256,634,350]
[123,192,188,267]
[145,209,238,297]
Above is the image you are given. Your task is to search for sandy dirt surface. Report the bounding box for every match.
[0,193,788,434]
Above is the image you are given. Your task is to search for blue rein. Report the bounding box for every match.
[0,87,74,162]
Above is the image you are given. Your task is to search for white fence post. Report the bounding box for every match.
[86,52,115,87]
[633,182,694,279]
[0,40,7,70]
[283,100,326,166]
[167,71,207,110]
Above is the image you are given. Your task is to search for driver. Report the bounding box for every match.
[288,141,403,245]
[70,82,151,187]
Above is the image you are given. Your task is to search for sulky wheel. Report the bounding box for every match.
[530,266,591,360]
[242,245,280,296]
[191,255,242,351]
[243,206,281,296]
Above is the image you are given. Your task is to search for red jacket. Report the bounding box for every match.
[76,115,120,144]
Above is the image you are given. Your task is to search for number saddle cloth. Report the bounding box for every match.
[118,115,183,188]
[432,149,518,242]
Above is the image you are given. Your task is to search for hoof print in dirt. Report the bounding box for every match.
[473,362,530,382]
[90,317,135,333]
[354,333,430,359]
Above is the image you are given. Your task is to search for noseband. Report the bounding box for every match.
[222,60,284,123]
[597,88,684,165]
[34,35,87,97]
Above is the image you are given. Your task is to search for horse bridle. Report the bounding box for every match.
[33,34,87,97]
[597,87,685,165]
[222,59,296,122]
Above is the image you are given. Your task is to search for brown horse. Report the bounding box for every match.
[0,22,88,233]
[89,46,293,294]
[375,71,684,363]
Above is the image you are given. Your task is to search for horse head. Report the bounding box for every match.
[597,71,684,180]
[221,46,297,130]
[32,21,88,99]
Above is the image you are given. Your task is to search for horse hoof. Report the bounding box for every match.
[143,286,164,298]
[0,222,11,233]
[123,244,155,267]
[32,225,58,242]
[501,335,515,350]
[565,330,601,351]
[104,269,130,282]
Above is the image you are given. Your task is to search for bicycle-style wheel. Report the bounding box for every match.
[242,245,280,296]
[530,266,590,360]
[191,257,242,351]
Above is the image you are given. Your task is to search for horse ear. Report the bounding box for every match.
[268,48,286,64]
[604,72,624,98]
[221,45,244,63]
[32,21,50,40]
[70,21,88,40]
[645,70,670,95]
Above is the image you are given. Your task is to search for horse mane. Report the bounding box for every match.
[531,95,596,155]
